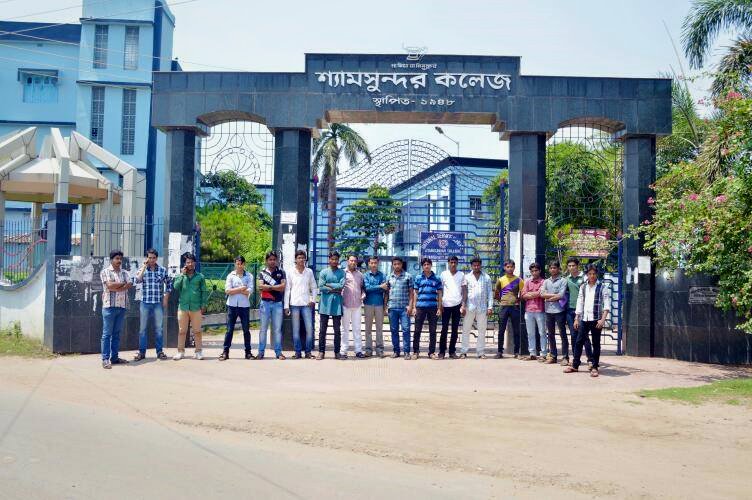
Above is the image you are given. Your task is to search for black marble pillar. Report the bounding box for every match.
[622,136,656,356]
[165,130,198,239]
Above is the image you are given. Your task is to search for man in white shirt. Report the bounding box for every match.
[219,256,254,361]
[284,250,319,359]
[565,264,610,378]
[438,255,466,359]
[461,257,494,359]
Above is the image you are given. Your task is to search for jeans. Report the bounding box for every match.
[546,310,568,359]
[341,306,364,355]
[414,306,438,354]
[567,308,592,361]
[439,304,461,355]
[101,307,126,361]
[388,307,411,355]
[319,314,341,354]
[498,305,520,354]
[138,302,164,354]
[259,300,283,356]
[461,308,487,356]
[573,321,602,369]
[223,305,251,352]
[290,305,314,354]
[363,304,385,355]
[524,311,547,356]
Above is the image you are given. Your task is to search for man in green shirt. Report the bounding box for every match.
[566,257,592,367]
[172,253,209,361]
[316,251,346,360]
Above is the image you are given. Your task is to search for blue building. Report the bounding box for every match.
[0,0,179,230]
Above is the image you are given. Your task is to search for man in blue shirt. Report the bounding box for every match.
[316,251,346,360]
[386,257,414,359]
[363,256,387,358]
[133,248,172,361]
[412,257,443,359]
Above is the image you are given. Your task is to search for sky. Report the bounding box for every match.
[2,0,732,161]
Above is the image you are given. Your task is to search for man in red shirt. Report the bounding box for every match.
[520,262,547,361]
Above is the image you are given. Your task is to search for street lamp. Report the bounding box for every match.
[435,126,460,157]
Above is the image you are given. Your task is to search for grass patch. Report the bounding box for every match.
[639,378,752,406]
[0,322,54,359]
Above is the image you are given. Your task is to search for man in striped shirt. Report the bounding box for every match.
[412,257,443,359]
[133,248,172,361]
[99,249,133,369]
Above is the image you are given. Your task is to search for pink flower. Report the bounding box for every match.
[732,296,738,306]
[642,219,651,225]
[747,246,752,253]
[688,193,699,201]
[703,235,710,242]
[714,194,728,204]
[727,91,742,100]
[680,202,686,209]
[698,98,705,105]
[647,196,655,205]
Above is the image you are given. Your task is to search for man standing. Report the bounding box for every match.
[386,257,414,359]
[258,251,287,360]
[461,257,494,359]
[363,256,387,358]
[317,251,346,360]
[340,255,365,360]
[172,253,208,361]
[285,250,318,359]
[439,255,465,359]
[494,260,524,359]
[566,257,593,368]
[520,262,546,361]
[565,265,610,377]
[100,249,132,369]
[133,248,171,361]
[219,256,254,361]
[413,257,442,359]
[541,260,569,365]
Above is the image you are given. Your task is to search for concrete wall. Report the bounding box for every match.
[0,263,47,340]
[656,270,751,365]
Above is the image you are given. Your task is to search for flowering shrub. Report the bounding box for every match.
[637,94,752,334]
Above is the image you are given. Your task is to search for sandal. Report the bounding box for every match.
[590,368,599,378]
[218,351,229,361]
[563,366,578,373]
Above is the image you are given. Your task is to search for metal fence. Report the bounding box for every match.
[72,214,166,258]
[0,217,46,285]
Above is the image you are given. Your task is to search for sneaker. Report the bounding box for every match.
[449,353,459,359]
[403,353,411,360]
[257,353,265,360]
[110,358,129,365]
[391,353,400,359]
[560,357,570,367]
[525,355,537,361]
[365,352,373,358]
[545,356,557,365]
[194,351,204,361]
[339,353,348,360]
[102,359,111,369]
[334,353,341,360]
[245,350,256,360]
[218,350,230,361]
[410,353,419,360]
[377,351,385,358]
[438,353,446,359]
[538,355,548,363]
[513,354,519,359]
[587,360,593,369]
[356,352,365,359]
[458,353,467,359]
[133,352,145,361]
[478,354,487,359]
[277,354,286,360]
[429,353,439,359]
[494,353,503,359]
[157,351,168,360]
[315,352,324,360]
[292,353,302,359]
[173,352,184,361]
[304,352,312,359]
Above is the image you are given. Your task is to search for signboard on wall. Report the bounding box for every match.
[561,228,612,258]
[420,231,465,260]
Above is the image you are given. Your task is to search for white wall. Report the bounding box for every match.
[0,263,47,340]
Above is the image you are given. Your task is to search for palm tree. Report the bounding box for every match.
[312,124,371,250]
[682,0,752,96]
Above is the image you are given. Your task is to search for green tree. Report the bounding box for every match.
[657,77,709,176]
[482,171,509,273]
[200,170,265,207]
[334,184,401,258]
[682,0,752,97]
[197,205,271,263]
[312,124,371,250]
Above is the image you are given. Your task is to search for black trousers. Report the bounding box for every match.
[439,304,461,355]
[318,314,341,354]
[498,305,520,354]
[414,306,438,354]
[222,306,251,352]
[573,321,602,369]
[546,310,569,359]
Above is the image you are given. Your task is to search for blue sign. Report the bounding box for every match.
[420,231,465,260]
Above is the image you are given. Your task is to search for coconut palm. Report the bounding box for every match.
[682,0,752,96]
[312,124,371,250]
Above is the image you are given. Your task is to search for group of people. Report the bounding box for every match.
[99,248,609,377]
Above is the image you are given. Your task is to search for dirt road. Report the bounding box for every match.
[1,347,749,499]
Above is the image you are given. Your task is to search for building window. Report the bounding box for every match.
[123,26,139,70]
[469,196,482,219]
[93,25,108,68]
[121,89,137,155]
[90,86,105,146]
[22,73,58,103]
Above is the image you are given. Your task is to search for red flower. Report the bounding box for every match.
[703,235,710,242]
[727,91,743,100]
[688,193,699,201]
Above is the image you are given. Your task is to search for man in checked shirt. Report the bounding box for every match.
[133,248,172,361]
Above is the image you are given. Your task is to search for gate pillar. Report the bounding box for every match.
[622,136,657,356]
[164,129,199,246]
